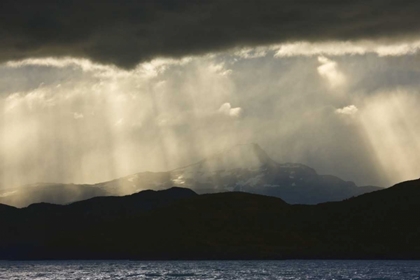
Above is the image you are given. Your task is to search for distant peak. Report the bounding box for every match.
[250,143,271,164]
[191,143,274,172]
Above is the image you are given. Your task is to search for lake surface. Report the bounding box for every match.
[0,260,419,279]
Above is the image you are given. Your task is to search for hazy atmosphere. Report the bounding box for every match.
[1,0,420,190]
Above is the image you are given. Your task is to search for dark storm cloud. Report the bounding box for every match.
[1,0,420,68]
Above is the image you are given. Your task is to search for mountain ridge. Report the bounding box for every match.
[0,143,382,207]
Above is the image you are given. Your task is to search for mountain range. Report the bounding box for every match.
[0,178,419,260]
[0,143,381,207]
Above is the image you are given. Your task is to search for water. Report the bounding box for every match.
[0,260,419,279]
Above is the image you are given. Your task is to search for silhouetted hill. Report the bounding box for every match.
[20,187,197,221]
[0,179,419,260]
[0,203,17,212]
[0,183,107,208]
[0,203,18,223]
[0,143,382,207]
[64,186,198,218]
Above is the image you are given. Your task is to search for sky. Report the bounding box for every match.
[1,0,420,189]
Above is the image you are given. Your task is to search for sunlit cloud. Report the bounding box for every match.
[3,56,193,79]
[317,56,346,89]
[218,103,243,118]
[233,47,270,59]
[208,63,233,76]
[73,112,84,120]
[336,105,358,116]
[6,57,114,72]
[274,40,420,57]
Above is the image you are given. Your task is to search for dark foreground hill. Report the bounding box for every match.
[0,179,419,260]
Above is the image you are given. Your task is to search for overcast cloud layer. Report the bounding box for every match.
[2,0,420,68]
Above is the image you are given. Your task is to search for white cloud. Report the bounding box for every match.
[233,47,269,59]
[317,56,345,88]
[218,103,243,117]
[73,112,84,119]
[208,63,233,76]
[229,107,243,117]
[4,88,58,113]
[274,40,420,57]
[5,57,120,75]
[335,105,358,115]
[3,56,192,79]
[4,93,22,112]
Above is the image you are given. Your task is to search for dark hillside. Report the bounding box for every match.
[0,180,419,260]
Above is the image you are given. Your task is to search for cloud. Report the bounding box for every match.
[2,1,420,68]
[5,56,191,79]
[73,112,84,120]
[209,63,232,76]
[219,103,243,118]
[2,48,420,190]
[317,56,346,88]
[234,47,269,59]
[274,41,420,57]
[335,105,358,115]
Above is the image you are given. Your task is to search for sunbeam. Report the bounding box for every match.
[359,91,420,185]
